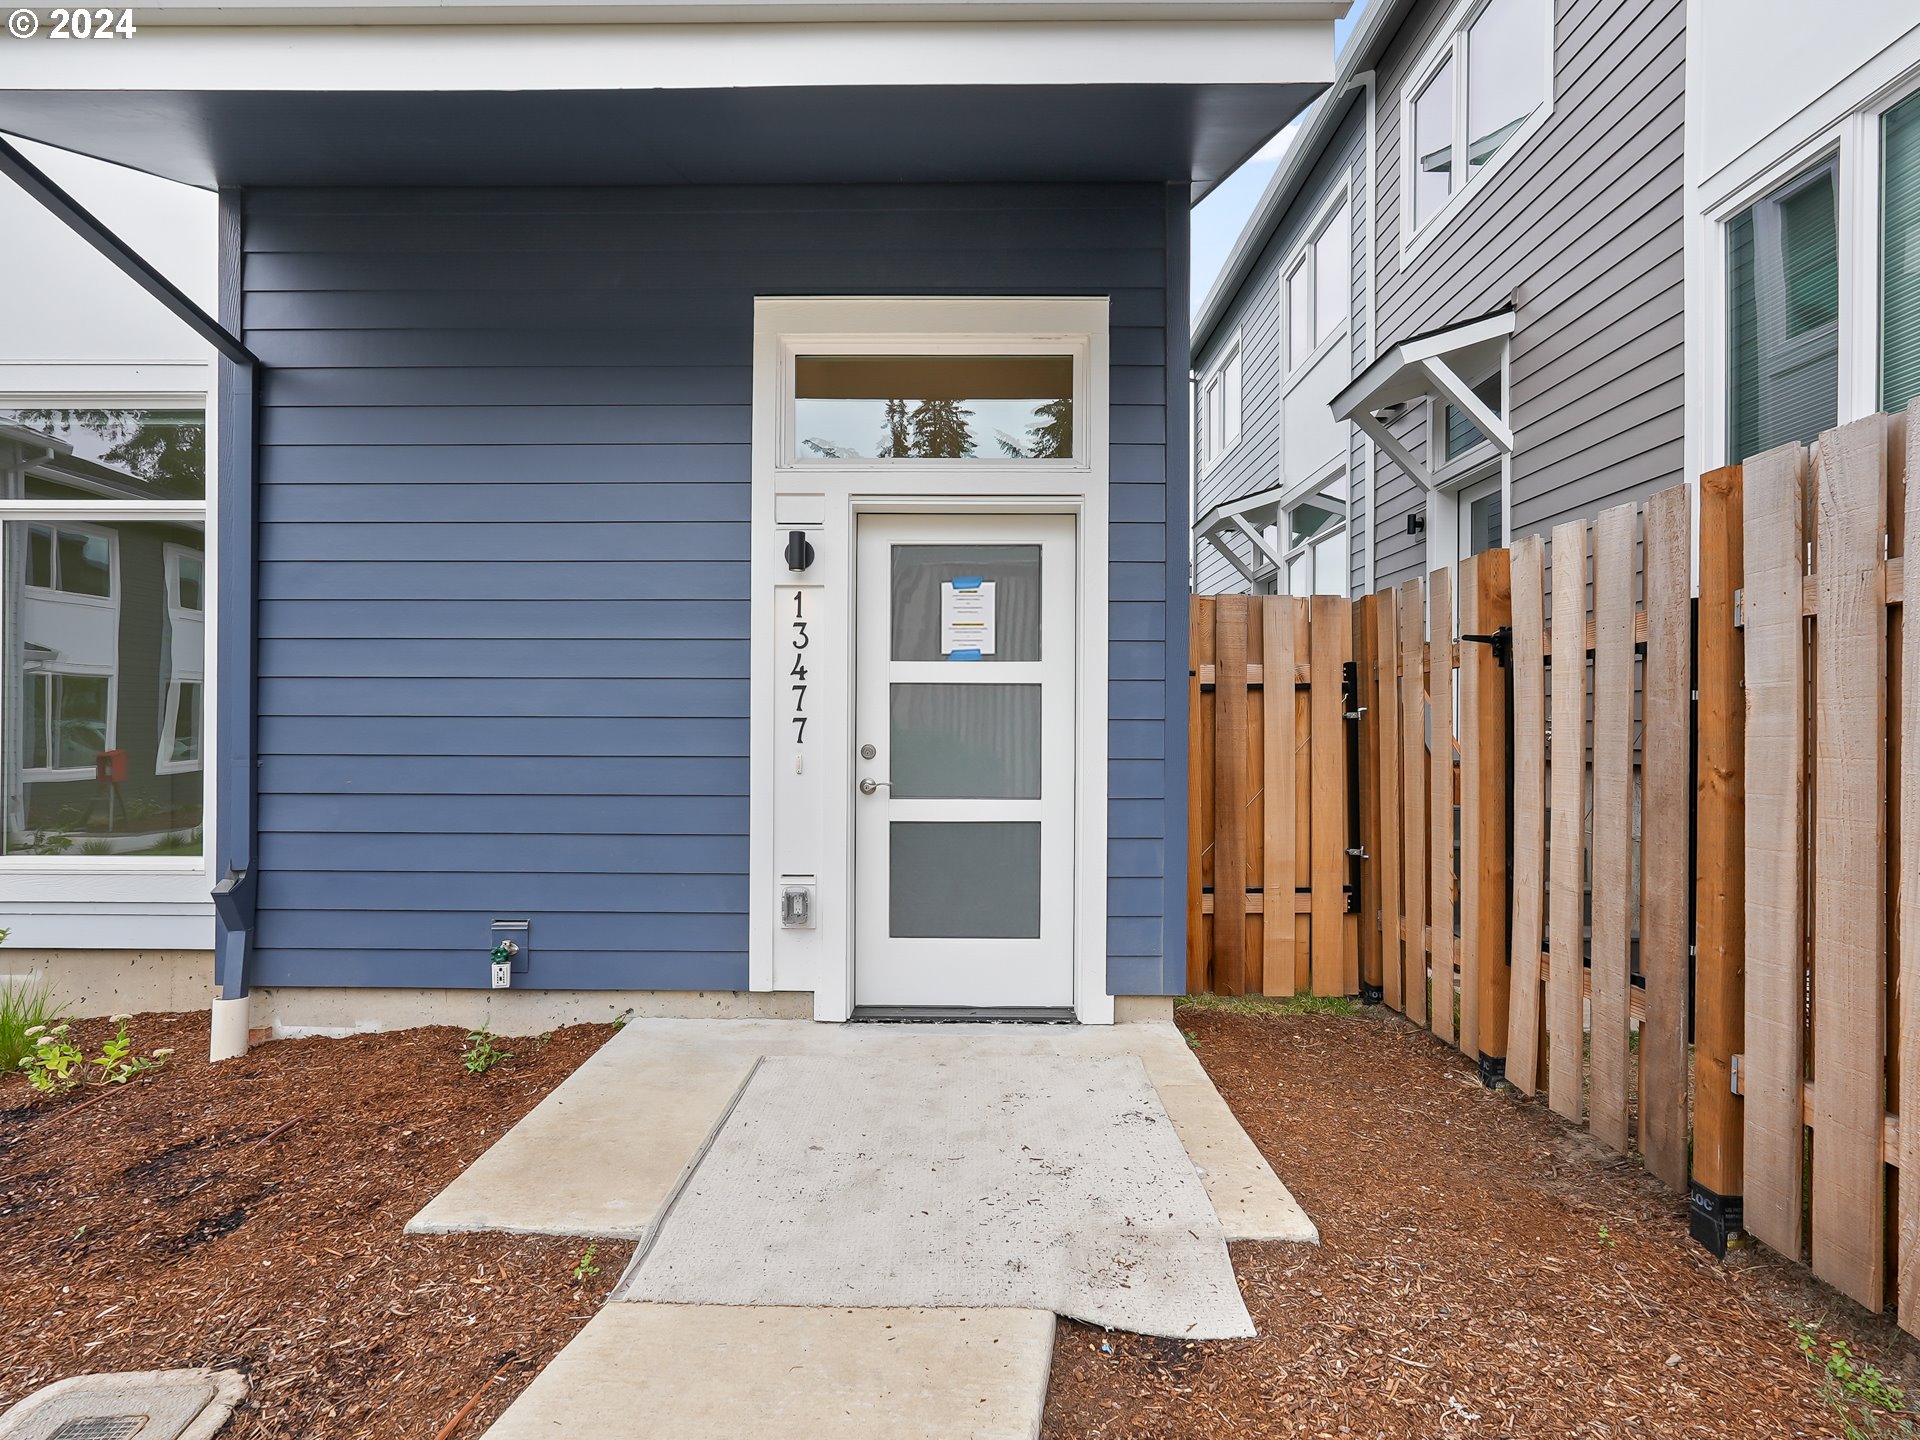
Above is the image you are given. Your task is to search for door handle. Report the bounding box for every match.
[858,777,892,795]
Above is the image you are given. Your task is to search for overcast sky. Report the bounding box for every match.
[1191,8,1362,319]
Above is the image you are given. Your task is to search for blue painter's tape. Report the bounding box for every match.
[948,648,982,661]
[950,576,982,590]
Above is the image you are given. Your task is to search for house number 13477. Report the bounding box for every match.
[789,590,809,744]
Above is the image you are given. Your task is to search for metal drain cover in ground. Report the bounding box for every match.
[0,1369,246,1440]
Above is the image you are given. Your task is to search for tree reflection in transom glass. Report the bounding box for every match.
[0,409,205,501]
[795,355,1073,461]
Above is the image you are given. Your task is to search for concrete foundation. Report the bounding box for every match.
[0,949,213,1017]
[251,986,817,1037]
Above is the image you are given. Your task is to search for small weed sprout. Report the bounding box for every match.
[461,1022,512,1075]
[572,1244,601,1283]
[1597,1222,1616,1248]
[1792,1319,1916,1438]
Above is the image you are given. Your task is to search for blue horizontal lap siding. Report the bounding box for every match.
[245,183,1178,995]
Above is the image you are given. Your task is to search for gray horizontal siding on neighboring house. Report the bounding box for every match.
[1193,103,1367,596]
[1368,0,1687,591]
[240,183,1180,994]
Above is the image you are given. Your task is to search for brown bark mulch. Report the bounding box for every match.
[0,1013,630,1439]
[1043,1003,1920,1439]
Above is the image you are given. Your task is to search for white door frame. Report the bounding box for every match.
[748,296,1113,1024]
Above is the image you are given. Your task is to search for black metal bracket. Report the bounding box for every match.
[1688,1183,1745,1258]
[1460,625,1512,669]
[1477,1054,1507,1090]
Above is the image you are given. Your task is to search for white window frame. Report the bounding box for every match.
[156,677,204,778]
[1198,336,1242,471]
[1280,470,1350,598]
[1455,471,1504,563]
[1399,0,1556,259]
[1695,66,1920,474]
[0,391,213,878]
[1424,360,1505,486]
[1282,189,1352,381]
[163,540,204,618]
[1418,343,1512,578]
[24,520,120,610]
[22,667,119,783]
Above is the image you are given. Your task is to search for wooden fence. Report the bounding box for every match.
[1186,593,1356,997]
[1187,400,1919,1336]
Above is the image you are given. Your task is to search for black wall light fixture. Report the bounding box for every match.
[1406,512,1427,537]
[785,530,816,572]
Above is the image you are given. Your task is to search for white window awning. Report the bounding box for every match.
[1330,305,1515,491]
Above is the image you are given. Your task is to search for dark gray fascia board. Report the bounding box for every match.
[1191,0,1412,358]
[0,133,256,368]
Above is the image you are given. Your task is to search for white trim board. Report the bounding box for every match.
[8,20,1334,94]
[749,297,1113,1024]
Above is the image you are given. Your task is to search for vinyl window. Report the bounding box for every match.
[1285,200,1352,372]
[1199,342,1242,468]
[1404,0,1553,242]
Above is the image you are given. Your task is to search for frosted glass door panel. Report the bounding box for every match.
[889,544,1041,661]
[890,683,1041,799]
[890,822,1042,939]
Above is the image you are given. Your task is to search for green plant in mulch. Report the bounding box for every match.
[1,971,69,1072]
[572,1244,601,1283]
[1792,1319,1920,1439]
[1177,992,1362,1019]
[460,1021,512,1075]
[17,1015,172,1097]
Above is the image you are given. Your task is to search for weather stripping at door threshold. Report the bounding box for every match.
[849,1006,1077,1024]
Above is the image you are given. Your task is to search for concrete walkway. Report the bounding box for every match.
[418,1017,1316,1439]
[480,1306,1054,1440]
[408,1017,1315,1244]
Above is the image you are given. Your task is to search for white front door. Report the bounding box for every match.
[853,513,1076,1011]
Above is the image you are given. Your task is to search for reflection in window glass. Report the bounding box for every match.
[1413,57,1455,227]
[4,520,205,856]
[795,355,1073,461]
[1314,208,1349,347]
[1885,90,1920,411]
[1288,261,1314,367]
[1444,373,1504,459]
[1466,0,1550,172]
[1728,163,1839,462]
[0,409,206,500]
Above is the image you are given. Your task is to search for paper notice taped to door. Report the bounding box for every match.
[940,579,996,659]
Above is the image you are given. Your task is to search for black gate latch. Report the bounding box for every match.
[1459,625,1512,668]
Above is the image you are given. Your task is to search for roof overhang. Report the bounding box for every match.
[1330,306,1515,492]
[0,16,1340,190]
[1190,0,1411,354]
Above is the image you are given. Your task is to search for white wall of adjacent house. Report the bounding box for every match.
[1683,2,1920,487]
[0,138,217,1000]
[1,138,214,385]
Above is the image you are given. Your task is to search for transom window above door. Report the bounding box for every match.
[792,353,1075,462]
